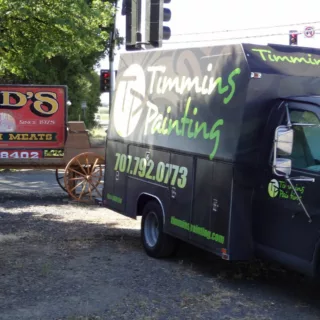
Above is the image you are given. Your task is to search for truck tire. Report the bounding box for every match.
[141,200,177,258]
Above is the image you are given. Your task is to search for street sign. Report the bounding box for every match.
[304,26,315,38]
[81,101,87,109]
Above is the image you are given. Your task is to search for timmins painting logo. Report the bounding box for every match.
[113,64,146,138]
[267,178,305,200]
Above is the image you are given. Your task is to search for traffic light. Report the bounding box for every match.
[122,0,142,50]
[100,69,110,92]
[146,0,171,48]
[289,31,298,46]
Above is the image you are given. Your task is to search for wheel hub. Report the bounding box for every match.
[144,211,159,248]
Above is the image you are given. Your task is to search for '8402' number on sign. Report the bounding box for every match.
[0,151,40,159]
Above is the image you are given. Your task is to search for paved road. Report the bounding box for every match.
[0,169,66,200]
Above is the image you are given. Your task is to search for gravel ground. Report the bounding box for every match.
[0,170,320,320]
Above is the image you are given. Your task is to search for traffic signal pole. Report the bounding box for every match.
[123,0,171,50]
[109,0,118,111]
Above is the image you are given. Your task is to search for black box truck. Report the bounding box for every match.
[102,42,320,278]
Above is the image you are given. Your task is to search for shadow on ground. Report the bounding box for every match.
[169,240,320,312]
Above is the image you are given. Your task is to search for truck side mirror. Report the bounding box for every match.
[275,126,294,156]
[272,125,293,177]
[273,158,292,177]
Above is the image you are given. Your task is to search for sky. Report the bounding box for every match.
[97,0,320,104]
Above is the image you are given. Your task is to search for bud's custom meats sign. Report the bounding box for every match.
[0,85,67,159]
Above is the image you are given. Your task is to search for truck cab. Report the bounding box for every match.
[254,96,320,277]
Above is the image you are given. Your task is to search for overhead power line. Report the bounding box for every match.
[169,21,320,37]
[164,29,320,45]
[120,28,320,46]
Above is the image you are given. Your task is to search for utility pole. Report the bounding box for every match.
[109,0,118,111]
[81,101,87,122]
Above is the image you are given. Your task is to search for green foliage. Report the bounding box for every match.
[0,0,117,128]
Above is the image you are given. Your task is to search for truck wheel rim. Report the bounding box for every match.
[145,211,159,248]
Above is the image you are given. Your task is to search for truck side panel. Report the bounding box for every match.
[124,145,171,219]
[104,140,127,213]
[108,44,250,163]
[188,159,232,255]
[167,152,194,240]
[190,158,214,247]
[103,44,251,259]
[228,165,256,260]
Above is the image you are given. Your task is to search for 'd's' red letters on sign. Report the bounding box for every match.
[0,85,67,149]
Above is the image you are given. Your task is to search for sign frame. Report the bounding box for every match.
[0,85,68,158]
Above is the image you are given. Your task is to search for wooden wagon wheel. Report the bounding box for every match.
[57,167,92,196]
[64,152,105,202]
[58,167,93,197]
[55,168,68,193]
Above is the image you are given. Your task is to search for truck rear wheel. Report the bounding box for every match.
[141,200,177,258]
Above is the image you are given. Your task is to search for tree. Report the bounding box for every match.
[0,0,116,127]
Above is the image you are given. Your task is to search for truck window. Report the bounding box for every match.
[282,110,320,172]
